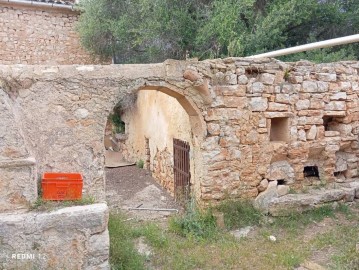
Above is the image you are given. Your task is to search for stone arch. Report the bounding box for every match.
[104,80,206,199]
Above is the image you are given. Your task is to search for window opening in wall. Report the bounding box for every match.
[334,171,346,177]
[245,67,261,78]
[323,116,333,131]
[270,117,290,142]
[323,116,344,132]
[303,166,319,178]
[277,179,286,185]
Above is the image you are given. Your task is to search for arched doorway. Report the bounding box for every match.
[104,84,205,207]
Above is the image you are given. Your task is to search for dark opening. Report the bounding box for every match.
[334,171,341,177]
[303,166,319,178]
[323,116,333,131]
[277,179,286,185]
[334,170,347,177]
[245,67,261,78]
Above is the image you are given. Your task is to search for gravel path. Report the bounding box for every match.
[105,165,181,221]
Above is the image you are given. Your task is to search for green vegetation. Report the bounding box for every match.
[109,113,125,134]
[108,201,358,269]
[30,196,96,211]
[77,0,359,63]
[136,159,144,169]
[109,214,145,270]
[215,199,262,229]
[169,200,217,239]
[313,224,359,270]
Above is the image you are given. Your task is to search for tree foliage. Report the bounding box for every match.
[77,0,359,63]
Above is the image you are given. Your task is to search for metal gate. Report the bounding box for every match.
[173,138,191,202]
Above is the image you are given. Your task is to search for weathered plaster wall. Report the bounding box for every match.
[0,59,358,207]
[0,203,109,269]
[0,3,103,64]
[120,90,194,194]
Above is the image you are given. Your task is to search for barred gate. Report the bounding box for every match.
[173,138,191,202]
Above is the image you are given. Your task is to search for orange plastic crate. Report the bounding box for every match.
[41,172,83,201]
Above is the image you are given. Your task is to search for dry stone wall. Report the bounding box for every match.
[200,59,359,201]
[0,59,358,207]
[0,3,103,65]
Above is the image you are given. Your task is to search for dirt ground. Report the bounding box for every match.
[105,165,181,221]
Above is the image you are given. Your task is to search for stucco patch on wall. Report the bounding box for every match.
[119,90,194,195]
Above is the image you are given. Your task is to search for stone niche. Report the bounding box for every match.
[269,117,290,142]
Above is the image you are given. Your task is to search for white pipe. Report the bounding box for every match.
[0,0,75,11]
[247,34,359,58]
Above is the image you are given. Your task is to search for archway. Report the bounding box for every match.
[104,83,206,206]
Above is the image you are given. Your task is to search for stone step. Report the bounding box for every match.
[255,180,359,216]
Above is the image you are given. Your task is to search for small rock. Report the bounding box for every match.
[254,180,278,213]
[302,260,327,270]
[306,125,317,140]
[135,237,152,257]
[258,179,269,192]
[75,108,89,119]
[230,226,252,239]
[269,235,276,242]
[332,201,339,210]
[277,185,290,197]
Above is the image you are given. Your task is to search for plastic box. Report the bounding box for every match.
[41,172,83,201]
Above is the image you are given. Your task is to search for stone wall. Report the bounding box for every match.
[0,59,358,206]
[0,203,109,269]
[201,59,359,201]
[0,3,103,65]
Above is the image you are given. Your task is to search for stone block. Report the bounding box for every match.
[306,125,317,140]
[277,185,290,197]
[257,179,269,192]
[268,102,289,111]
[0,164,37,212]
[254,180,278,213]
[302,81,318,92]
[296,99,310,110]
[275,94,290,104]
[250,82,265,93]
[259,73,275,85]
[207,123,220,136]
[0,204,110,270]
[266,161,295,184]
[249,97,268,111]
[325,101,346,111]
[223,96,248,108]
[316,73,337,82]
[237,75,248,85]
[330,92,347,100]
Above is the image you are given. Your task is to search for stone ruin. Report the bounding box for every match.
[1,58,359,268]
